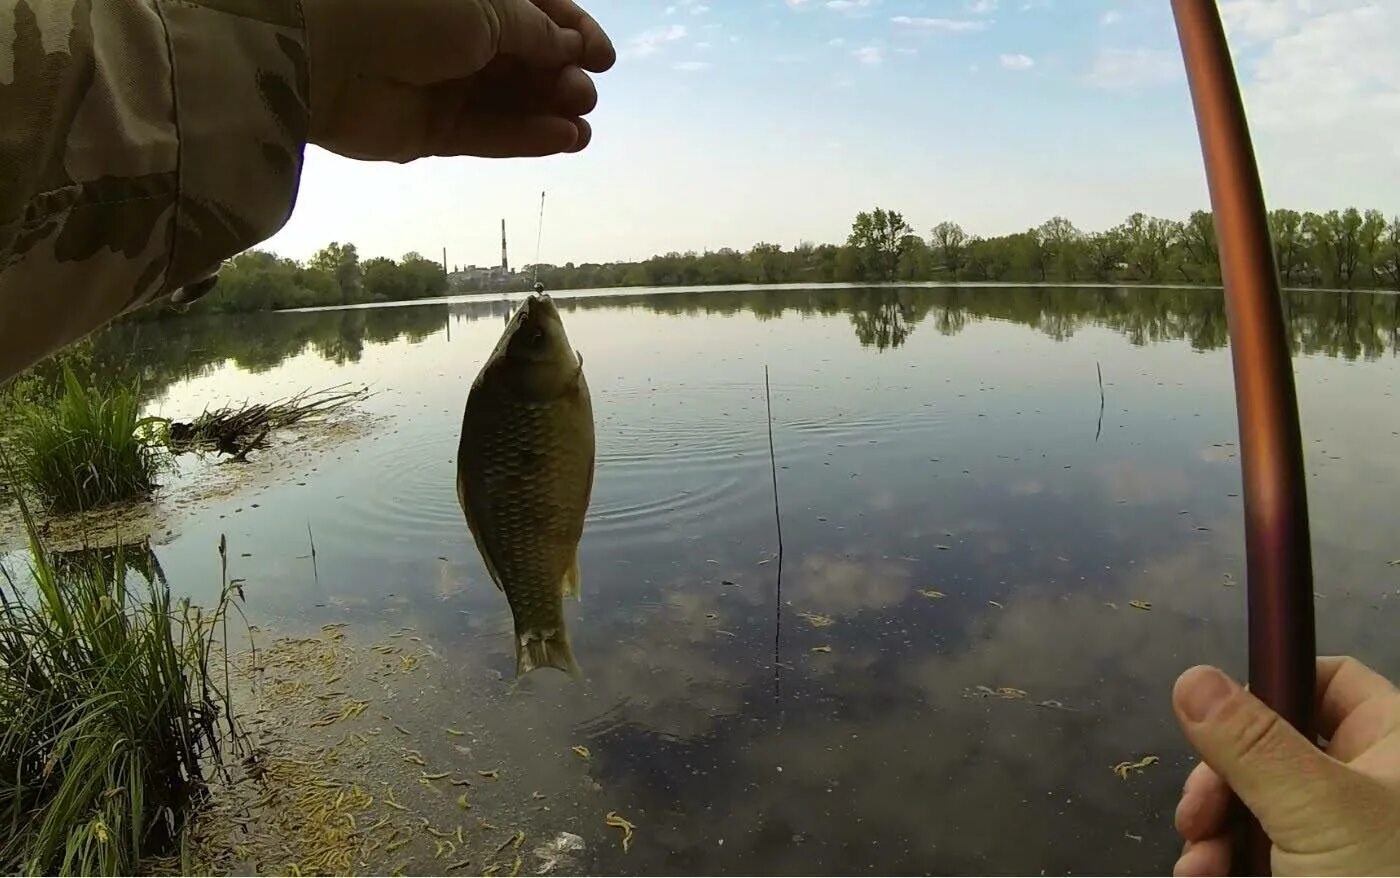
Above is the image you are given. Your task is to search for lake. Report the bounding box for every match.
[10,284,1400,873]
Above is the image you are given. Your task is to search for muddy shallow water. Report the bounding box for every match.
[6,284,1400,874]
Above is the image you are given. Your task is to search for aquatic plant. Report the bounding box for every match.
[10,365,164,513]
[0,494,241,875]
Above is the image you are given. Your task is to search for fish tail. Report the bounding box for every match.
[515,627,581,679]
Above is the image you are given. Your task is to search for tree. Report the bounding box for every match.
[1376,216,1400,290]
[1037,216,1083,282]
[1011,229,1047,281]
[362,257,404,301]
[309,242,362,304]
[1269,209,1306,286]
[1176,210,1220,284]
[847,208,911,281]
[930,221,968,280]
[1082,229,1125,282]
[897,235,932,280]
[747,242,786,284]
[1360,209,1388,284]
[1118,212,1175,282]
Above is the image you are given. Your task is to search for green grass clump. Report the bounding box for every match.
[10,365,164,514]
[0,497,240,875]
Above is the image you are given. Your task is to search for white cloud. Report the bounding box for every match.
[624,24,688,58]
[1239,3,1400,132]
[690,4,710,14]
[828,37,847,46]
[1100,9,1121,26]
[695,41,713,49]
[664,4,676,13]
[967,0,997,12]
[999,52,1034,69]
[1220,0,1301,43]
[1085,47,1181,90]
[672,60,712,71]
[890,15,989,31]
[826,0,876,11]
[785,0,813,7]
[853,44,884,64]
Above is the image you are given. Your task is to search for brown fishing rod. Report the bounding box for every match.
[1170,1,1316,874]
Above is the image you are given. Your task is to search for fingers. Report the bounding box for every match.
[1317,655,1398,744]
[456,60,596,116]
[1172,665,1348,848]
[530,0,616,71]
[496,0,585,68]
[1174,837,1232,877]
[1175,761,1231,842]
[433,112,585,157]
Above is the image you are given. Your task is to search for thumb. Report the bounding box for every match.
[496,0,584,67]
[1173,665,1353,850]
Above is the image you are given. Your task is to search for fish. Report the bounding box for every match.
[457,294,595,677]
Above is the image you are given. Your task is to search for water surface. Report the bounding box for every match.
[14,285,1400,874]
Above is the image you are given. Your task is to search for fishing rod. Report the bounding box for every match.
[1170,1,1316,874]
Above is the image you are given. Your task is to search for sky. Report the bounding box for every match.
[264,0,1400,268]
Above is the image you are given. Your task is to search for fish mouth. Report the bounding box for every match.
[520,293,558,321]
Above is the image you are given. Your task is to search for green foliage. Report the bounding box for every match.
[10,367,163,514]
[194,248,446,313]
[0,499,239,875]
[98,205,1400,321]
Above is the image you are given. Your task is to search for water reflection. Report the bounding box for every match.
[79,286,1400,408]
[32,284,1400,874]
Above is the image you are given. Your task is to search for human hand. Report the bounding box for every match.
[1171,656,1400,876]
[302,0,615,161]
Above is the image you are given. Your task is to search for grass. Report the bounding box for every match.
[0,490,243,875]
[8,365,165,514]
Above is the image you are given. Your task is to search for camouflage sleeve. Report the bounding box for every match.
[0,0,309,382]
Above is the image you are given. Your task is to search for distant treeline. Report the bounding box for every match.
[160,244,450,314]
[525,207,1400,293]
[180,206,1400,316]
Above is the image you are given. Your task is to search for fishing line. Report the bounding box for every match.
[532,190,546,288]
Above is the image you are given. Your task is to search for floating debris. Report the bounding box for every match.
[1129,600,1152,611]
[571,745,591,760]
[457,793,472,810]
[308,698,369,727]
[445,727,466,737]
[496,831,526,854]
[810,646,832,654]
[605,812,636,852]
[421,771,449,781]
[987,600,1004,609]
[797,612,835,628]
[533,832,586,875]
[1113,755,1160,779]
[403,751,428,766]
[995,687,1027,699]
[478,769,500,780]
[918,589,946,600]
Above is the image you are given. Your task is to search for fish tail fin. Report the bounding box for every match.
[516,627,581,679]
[562,553,582,602]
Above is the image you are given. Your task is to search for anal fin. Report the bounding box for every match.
[561,551,582,602]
